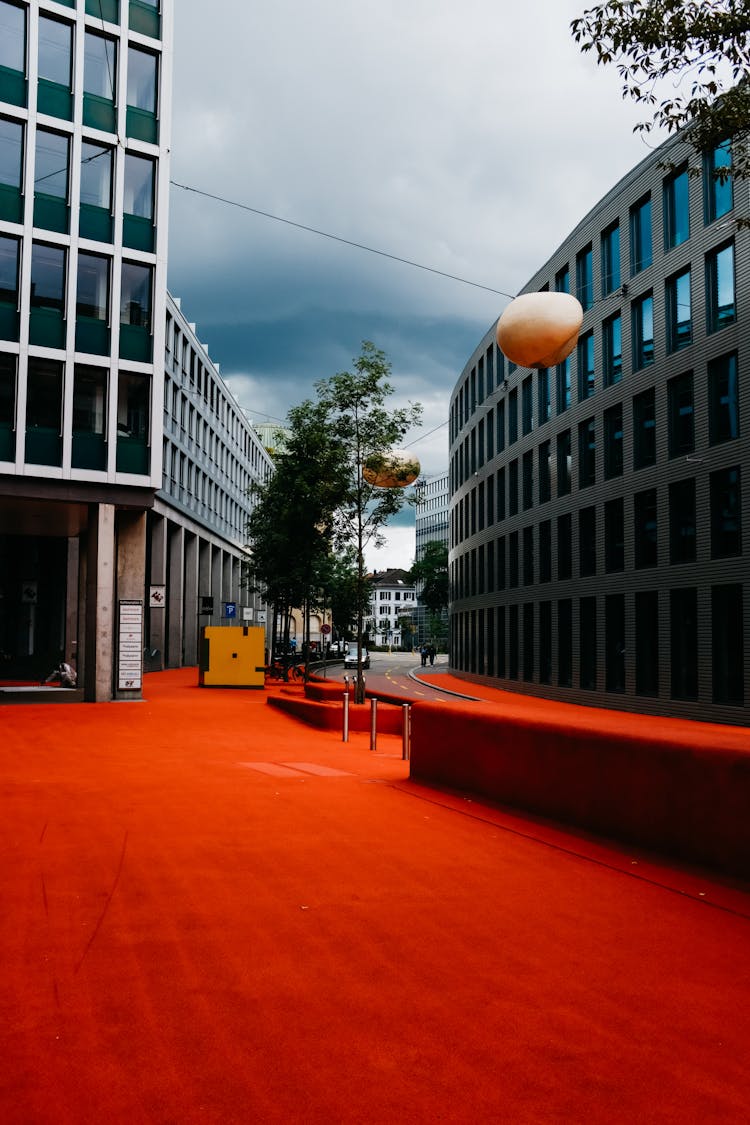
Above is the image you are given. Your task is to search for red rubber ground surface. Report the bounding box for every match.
[2,668,749,1123]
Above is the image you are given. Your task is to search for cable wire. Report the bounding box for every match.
[170,180,515,300]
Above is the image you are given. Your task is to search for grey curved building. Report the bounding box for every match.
[449,130,747,724]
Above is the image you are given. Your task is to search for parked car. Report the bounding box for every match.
[343,647,370,670]
[327,640,348,656]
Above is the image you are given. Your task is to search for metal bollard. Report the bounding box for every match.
[370,697,378,752]
[342,690,350,742]
[402,703,411,761]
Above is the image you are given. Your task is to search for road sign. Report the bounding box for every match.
[200,596,214,615]
[321,624,331,635]
[224,602,237,618]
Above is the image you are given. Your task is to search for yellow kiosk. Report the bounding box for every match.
[199,626,266,688]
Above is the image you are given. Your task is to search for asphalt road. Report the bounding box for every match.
[320,650,466,704]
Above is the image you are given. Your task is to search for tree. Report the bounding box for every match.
[316,342,422,701]
[246,399,347,675]
[571,1,750,181]
[409,540,449,646]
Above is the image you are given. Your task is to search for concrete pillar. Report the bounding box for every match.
[84,503,116,702]
[167,522,184,667]
[149,513,167,668]
[65,537,80,674]
[183,532,199,665]
[116,510,147,701]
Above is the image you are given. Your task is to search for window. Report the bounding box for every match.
[76,252,110,354]
[635,591,659,697]
[578,417,596,489]
[601,221,620,296]
[605,594,626,693]
[496,400,505,453]
[669,478,696,563]
[522,449,533,511]
[603,312,622,386]
[116,370,150,473]
[579,506,596,576]
[508,604,519,679]
[127,47,158,142]
[708,352,739,445]
[508,458,518,516]
[667,371,694,458]
[120,261,152,361]
[630,194,652,274]
[129,0,161,39]
[72,364,107,470]
[712,585,744,705]
[603,404,623,479]
[666,268,691,351]
[84,32,117,132]
[633,387,656,469]
[579,597,597,690]
[556,429,571,496]
[497,536,505,590]
[538,439,551,504]
[558,599,572,686]
[710,466,741,558]
[523,526,534,586]
[25,357,63,466]
[521,376,533,435]
[632,292,654,369]
[523,602,534,681]
[509,531,519,588]
[576,244,593,310]
[38,15,72,118]
[539,520,551,583]
[0,233,20,340]
[704,141,732,224]
[670,588,698,700]
[0,0,26,106]
[123,152,155,250]
[556,357,571,414]
[0,115,23,222]
[706,242,735,332]
[557,513,572,580]
[508,388,517,444]
[29,242,66,348]
[33,129,69,233]
[577,331,594,401]
[555,264,569,293]
[604,498,624,572]
[663,166,689,250]
[537,367,550,424]
[79,142,113,241]
[496,467,505,521]
[0,350,16,460]
[634,488,657,568]
[539,601,552,684]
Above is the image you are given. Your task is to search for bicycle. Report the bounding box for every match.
[265,660,304,683]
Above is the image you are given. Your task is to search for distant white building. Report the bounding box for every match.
[368,568,416,649]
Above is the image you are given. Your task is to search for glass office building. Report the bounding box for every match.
[449,131,748,724]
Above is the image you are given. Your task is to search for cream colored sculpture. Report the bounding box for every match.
[362,450,420,489]
[496,292,584,369]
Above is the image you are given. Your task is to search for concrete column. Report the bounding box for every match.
[84,503,116,703]
[167,523,184,667]
[65,537,80,674]
[148,513,167,668]
[183,532,199,665]
[116,510,147,701]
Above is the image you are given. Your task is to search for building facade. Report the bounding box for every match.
[368,567,416,650]
[0,0,173,698]
[150,294,273,671]
[449,130,748,724]
[414,471,448,645]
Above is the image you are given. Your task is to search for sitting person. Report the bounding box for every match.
[44,660,77,688]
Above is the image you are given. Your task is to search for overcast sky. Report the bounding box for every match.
[167,0,655,569]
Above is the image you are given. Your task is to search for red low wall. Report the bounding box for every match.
[409,700,750,879]
[267,692,404,733]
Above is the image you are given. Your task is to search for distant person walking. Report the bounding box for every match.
[420,644,428,667]
[428,645,436,666]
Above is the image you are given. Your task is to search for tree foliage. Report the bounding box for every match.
[409,540,449,619]
[315,341,422,699]
[571,1,750,179]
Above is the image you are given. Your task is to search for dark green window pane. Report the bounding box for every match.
[86,0,119,20]
[72,364,107,469]
[25,358,63,466]
[37,79,72,120]
[79,202,113,242]
[0,351,16,460]
[129,0,160,39]
[126,106,157,144]
[0,116,23,222]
